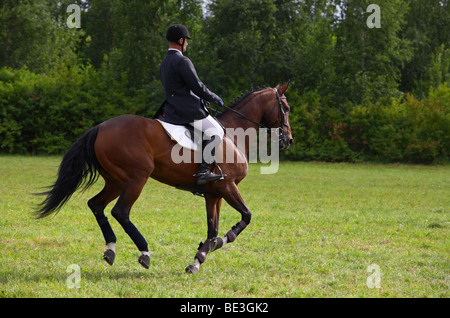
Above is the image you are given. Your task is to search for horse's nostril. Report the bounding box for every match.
[289,138,294,145]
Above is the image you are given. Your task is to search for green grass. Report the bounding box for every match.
[0,156,448,297]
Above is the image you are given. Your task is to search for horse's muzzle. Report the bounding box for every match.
[280,135,293,149]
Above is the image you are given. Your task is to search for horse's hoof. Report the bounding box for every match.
[210,237,223,252]
[185,264,199,274]
[103,249,115,266]
[138,254,150,269]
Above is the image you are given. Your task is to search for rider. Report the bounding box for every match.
[160,24,225,185]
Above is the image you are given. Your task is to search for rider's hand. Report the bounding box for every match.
[218,98,224,107]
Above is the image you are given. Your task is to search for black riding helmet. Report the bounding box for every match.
[166,24,191,53]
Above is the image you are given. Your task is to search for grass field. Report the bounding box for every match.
[0,156,448,298]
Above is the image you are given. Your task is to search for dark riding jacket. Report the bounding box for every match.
[159,50,221,125]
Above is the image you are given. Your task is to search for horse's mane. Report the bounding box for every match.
[215,86,268,118]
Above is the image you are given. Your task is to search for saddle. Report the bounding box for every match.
[156,118,202,152]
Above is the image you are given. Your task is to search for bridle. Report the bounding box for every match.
[216,88,291,145]
[218,88,290,130]
[263,88,290,132]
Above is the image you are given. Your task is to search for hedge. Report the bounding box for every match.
[284,83,449,164]
[1,66,448,163]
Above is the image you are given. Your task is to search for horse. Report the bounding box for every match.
[35,82,293,274]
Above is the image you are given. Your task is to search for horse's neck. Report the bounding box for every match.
[219,91,269,130]
[218,106,260,131]
[217,91,269,155]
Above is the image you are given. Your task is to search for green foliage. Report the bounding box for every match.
[0,0,82,73]
[0,65,134,153]
[284,84,450,163]
[399,0,450,96]
[0,0,448,162]
[331,0,412,104]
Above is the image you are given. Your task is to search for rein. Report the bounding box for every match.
[217,88,288,131]
[220,103,267,128]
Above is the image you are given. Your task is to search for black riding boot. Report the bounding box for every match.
[195,136,222,185]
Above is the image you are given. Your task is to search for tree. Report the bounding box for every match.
[0,0,81,73]
[283,0,337,94]
[201,0,279,95]
[77,0,204,90]
[330,0,412,105]
[399,0,449,96]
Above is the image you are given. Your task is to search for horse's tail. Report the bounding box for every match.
[35,126,101,219]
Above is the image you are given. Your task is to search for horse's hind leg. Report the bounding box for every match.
[88,176,121,265]
[111,177,150,269]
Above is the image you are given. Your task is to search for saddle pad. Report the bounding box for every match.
[156,119,201,151]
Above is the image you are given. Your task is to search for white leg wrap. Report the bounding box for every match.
[222,235,229,246]
[107,242,116,253]
[193,258,201,270]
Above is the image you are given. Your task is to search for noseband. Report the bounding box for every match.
[263,88,290,131]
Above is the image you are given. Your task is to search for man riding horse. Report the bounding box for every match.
[35,22,293,273]
[159,24,225,185]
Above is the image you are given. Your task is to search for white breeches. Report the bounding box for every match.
[189,115,224,140]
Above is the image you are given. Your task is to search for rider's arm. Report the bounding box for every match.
[178,57,221,105]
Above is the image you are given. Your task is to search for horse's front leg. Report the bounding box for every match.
[210,182,251,252]
[186,194,222,274]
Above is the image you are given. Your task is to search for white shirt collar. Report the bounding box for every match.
[168,48,183,55]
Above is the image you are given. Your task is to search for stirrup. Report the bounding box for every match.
[194,161,226,184]
[195,171,222,185]
[212,161,226,182]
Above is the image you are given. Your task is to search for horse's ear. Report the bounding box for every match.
[276,81,290,94]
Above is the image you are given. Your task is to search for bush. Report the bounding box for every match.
[1,63,448,164]
[284,83,449,163]
[0,64,145,154]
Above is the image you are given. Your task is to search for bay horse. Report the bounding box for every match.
[35,82,293,274]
